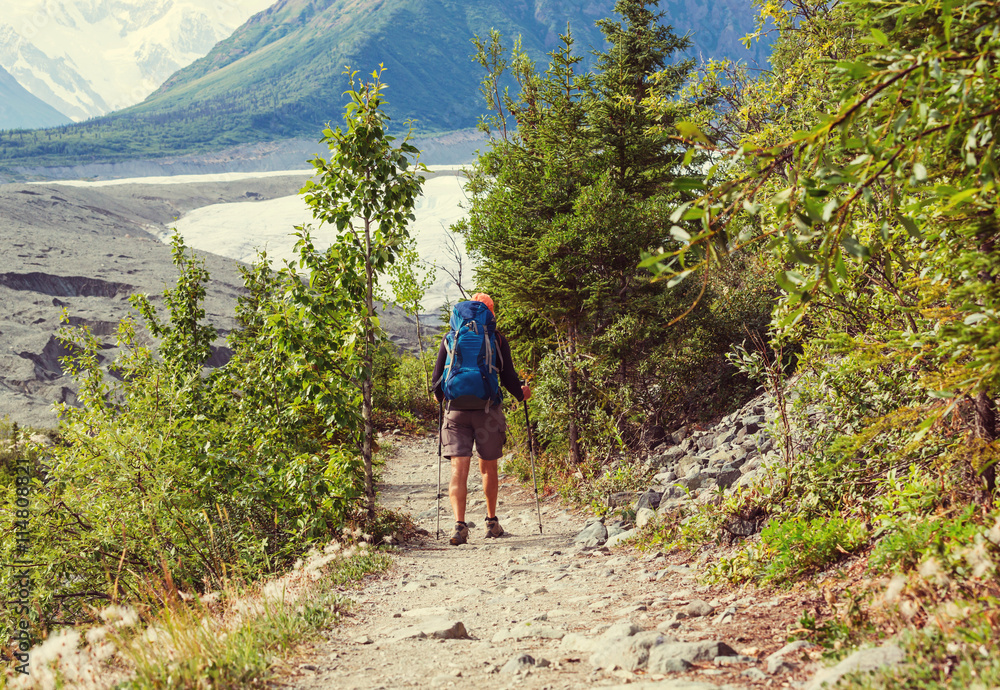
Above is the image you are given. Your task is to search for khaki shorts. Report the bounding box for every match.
[441,406,508,460]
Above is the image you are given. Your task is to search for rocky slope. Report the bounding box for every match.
[0,174,431,428]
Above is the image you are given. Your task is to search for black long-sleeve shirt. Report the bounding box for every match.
[432,331,524,404]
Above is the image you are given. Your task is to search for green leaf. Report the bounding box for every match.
[670,226,692,242]
[841,236,871,259]
[675,121,710,145]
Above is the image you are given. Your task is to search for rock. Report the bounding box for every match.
[606,524,627,542]
[679,599,715,618]
[714,466,741,489]
[677,467,702,490]
[606,528,636,548]
[636,489,663,510]
[714,605,738,624]
[805,644,905,690]
[636,507,657,529]
[575,521,608,544]
[590,630,671,671]
[714,655,758,666]
[492,620,566,642]
[354,634,374,644]
[647,641,738,673]
[501,654,544,675]
[608,491,637,507]
[742,668,768,681]
[696,433,717,451]
[671,427,688,444]
[714,429,737,448]
[387,618,469,641]
[602,681,718,690]
[766,640,819,674]
[652,470,678,485]
[735,469,762,489]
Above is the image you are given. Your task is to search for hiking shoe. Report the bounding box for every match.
[485,516,504,538]
[450,521,469,545]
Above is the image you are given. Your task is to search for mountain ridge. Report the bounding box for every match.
[0,64,71,130]
[0,0,770,174]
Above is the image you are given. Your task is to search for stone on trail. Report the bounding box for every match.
[491,619,566,643]
[678,599,715,618]
[742,668,768,681]
[647,641,738,673]
[501,654,550,675]
[602,680,720,690]
[805,644,904,690]
[387,617,469,641]
[590,630,672,671]
[575,521,608,544]
[606,528,636,548]
[765,639,818,674]
[561,621,645,653]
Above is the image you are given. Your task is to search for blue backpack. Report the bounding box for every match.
[439,300,502,409]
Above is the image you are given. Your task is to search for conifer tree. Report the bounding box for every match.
[460,2,697,462]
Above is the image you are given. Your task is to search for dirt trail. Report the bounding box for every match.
[280,434,819,689]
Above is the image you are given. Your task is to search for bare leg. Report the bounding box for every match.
[480,457,499,518]
[450,456,472,522]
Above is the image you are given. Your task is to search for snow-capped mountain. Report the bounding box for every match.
[0,0,276,122]
[0,63,72,128]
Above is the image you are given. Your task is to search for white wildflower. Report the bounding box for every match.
[99,605,139,628]
[987,517,1000,546]
[918,557,950,585]
[882,574,907,606]
[899,598,919,621]
[963,539,994,578]
[85,626,109,645]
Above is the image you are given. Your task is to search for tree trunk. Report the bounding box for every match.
[363,218,376,520]
[416,309,430,395]
[975,224,998,501]
[567,323,582,464]
[975,391,997,500]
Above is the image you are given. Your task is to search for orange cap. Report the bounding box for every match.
[472,292,495,315]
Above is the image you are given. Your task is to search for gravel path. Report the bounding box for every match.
[279,433,821,689]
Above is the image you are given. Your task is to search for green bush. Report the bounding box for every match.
[0,237,367,643]
[759,512,869,583]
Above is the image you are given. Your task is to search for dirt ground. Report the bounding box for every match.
[275,433,825,689]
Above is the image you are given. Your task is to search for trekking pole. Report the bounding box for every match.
[437,399,444,540]
[522,397,543,535]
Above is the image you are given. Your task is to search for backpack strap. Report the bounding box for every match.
[431,330,457,393]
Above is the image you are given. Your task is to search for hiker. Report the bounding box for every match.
[432,293,531,545]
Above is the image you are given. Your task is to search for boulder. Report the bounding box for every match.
[647,641,738,673]
[636,507,657,529]
[713,429,737,448]
[805,644,904,690]
[636,489,663,511]
[608,491,637,507]
[607,521,628,540]
[606,528,637,548]
[677,467,702,490]
[574,521,608,544]
[671,427,688,444]
[678,599,715,618]
[590,631,671,671]
[714,466,741,489]
[695,433,717,451]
